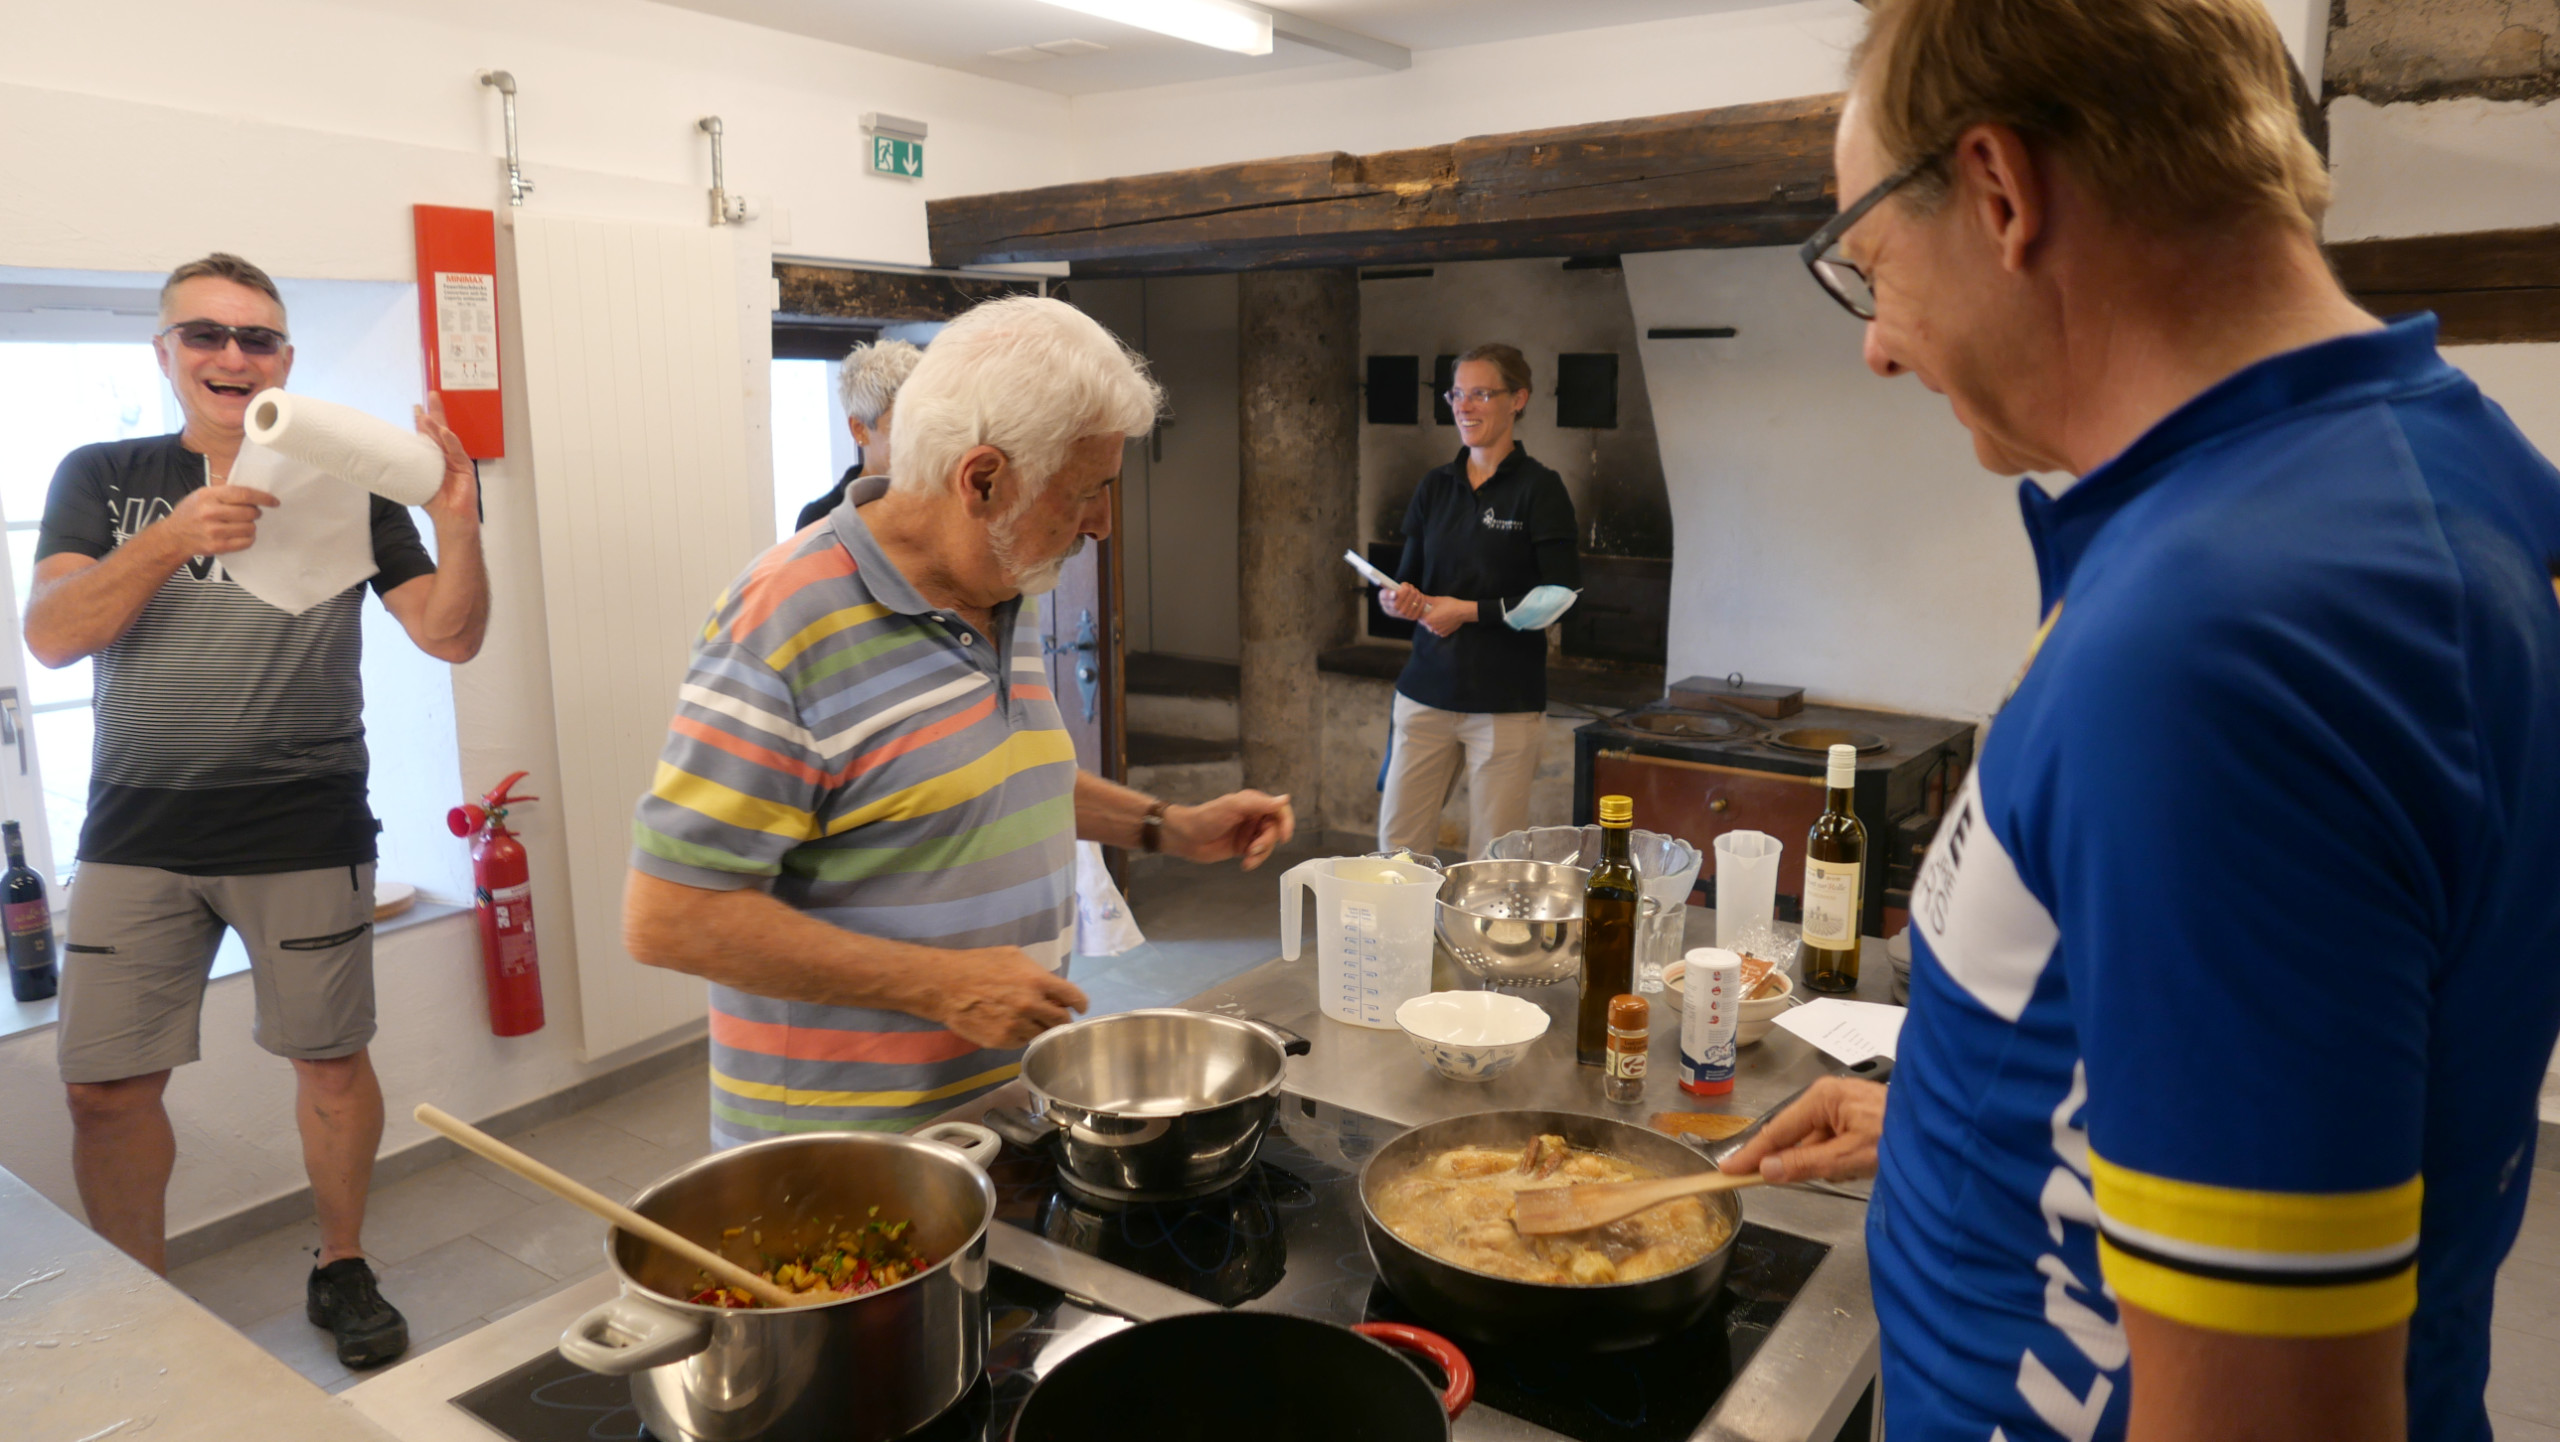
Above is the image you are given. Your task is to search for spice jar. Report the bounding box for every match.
[1604,994,1649,1103]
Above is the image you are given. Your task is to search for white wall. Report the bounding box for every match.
[1358,260,1672,560]
[0,0,1075,1231]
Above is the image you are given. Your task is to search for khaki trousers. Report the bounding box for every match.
[1378,694,1544,861]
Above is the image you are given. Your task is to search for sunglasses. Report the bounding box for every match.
[159,321,289,357]
[1798,153,1940,321]
[1444,388,1517,406]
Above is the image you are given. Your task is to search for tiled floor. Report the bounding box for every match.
[174,844,2560,1433]
[170,839,1320,1392]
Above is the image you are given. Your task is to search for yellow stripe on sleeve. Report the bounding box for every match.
[650,762,818,841]
[2090,1152,2421,1260]
[711,1062,1022,1110]
[823,728,1077,836]
[2098,1237,2415,1338]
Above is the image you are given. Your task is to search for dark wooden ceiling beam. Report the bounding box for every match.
[773,262,1043,324]
[2328,224,2560,345]
[927,94,1842,277]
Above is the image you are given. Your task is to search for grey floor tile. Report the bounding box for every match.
[2513,1178,2560,1270]
[168,1218,322,1327]
[238,1299,353,1392]
[475,1195,614,1281]
[373,1234,555,1348]
[2502,1255,2560,1345]
[2497,1414,2560,1442]
[361,1159,543,1266]
[457,1151,561,1205]
[609,1070,716,1155]
[505,1114,687,1199]
[2490,1325,2560,1427]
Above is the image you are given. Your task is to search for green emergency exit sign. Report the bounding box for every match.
[870,135,924,178]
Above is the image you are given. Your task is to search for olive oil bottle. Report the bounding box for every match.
[1579,796,1641,1066]
[1802,745,1867,995]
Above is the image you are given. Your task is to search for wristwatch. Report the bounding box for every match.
[1138,799,1170,854]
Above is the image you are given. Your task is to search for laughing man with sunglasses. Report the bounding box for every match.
[23,252,491,1371]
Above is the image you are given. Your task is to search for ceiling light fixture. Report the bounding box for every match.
[1033,0,1273,57]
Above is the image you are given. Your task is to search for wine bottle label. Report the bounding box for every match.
[5,899,49,939]
[1802,860,1861,948]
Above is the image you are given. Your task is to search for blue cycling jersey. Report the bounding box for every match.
[1873,315,2560,1442]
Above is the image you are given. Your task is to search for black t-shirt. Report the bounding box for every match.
[35,434,438,874]
[1390,444,1580,715]
[794,464,863,533]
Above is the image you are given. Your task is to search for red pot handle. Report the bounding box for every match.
[1351,1322,1475,1420]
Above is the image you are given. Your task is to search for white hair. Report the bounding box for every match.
[834,339,922,427]
[888,296,1162,505]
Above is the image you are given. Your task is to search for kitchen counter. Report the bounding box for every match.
[348,910,1897,1442]
[0,1163,404,1442]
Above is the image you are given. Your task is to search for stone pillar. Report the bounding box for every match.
[1237,268,1360,818]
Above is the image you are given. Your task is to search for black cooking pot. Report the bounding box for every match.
[1010,1311,1471,1442]
[1358,1109,1744,1353]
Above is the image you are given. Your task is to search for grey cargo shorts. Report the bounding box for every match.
[57,862,377,1084]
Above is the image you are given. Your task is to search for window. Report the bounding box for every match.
[770,357,855,541]
[0,341,177,881]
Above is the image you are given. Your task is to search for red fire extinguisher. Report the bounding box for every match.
[448,770,546,1037]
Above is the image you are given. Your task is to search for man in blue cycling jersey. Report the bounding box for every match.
[1725,3,2560,1441]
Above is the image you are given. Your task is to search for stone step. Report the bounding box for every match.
[1128,756,1245,806]
[1127,690,1239,742]
[1127,731,1238,768]
[1125,651,1239,699]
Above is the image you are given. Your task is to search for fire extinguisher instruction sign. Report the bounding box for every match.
[434,272,500,391]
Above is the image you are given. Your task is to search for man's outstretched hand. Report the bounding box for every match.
[1167,790,1296,871]
[1718,1077,1888,1184]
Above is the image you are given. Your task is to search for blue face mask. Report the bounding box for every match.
[1501,585,1580,631]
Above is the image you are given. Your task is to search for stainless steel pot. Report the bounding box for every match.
[557,1122,1000,1442]
[1358,1109,1743,1352]
[984,1009,1309,1199]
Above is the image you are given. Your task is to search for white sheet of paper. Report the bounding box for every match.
[1769,997,1907,1065]
[221,440,379,616]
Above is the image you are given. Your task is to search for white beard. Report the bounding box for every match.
[999,532,1084,598]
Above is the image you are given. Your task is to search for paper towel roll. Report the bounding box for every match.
[243,389,445,507]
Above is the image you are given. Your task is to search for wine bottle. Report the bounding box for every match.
[4,822,57,1004]
[1802,745,1867,995]
[1578,795,1640,1067]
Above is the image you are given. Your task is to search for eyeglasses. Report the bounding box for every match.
[1798,153,1939,321]
[159,321,289,357]
[1443,388,1516,406]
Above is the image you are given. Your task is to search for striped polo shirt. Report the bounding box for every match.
[631,476,1077,1144]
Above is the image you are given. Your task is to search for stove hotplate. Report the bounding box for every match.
[450,1267,1124,1442]
[992,1094,1830,1442]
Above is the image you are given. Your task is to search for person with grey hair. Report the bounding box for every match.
[794,338,922,532]
[622,296,1294,1144]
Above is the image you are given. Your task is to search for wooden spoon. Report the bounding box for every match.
[1510,1169,1767,1236]
[414,1103,805,1309]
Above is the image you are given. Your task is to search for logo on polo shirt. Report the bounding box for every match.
[1480,507,1524,532]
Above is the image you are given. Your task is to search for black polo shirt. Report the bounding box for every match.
[1390,444,1580,715]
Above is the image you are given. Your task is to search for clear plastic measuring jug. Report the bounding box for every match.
[1278,853,1443,1028]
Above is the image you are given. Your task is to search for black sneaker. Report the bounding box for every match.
[307,1256,409,1369]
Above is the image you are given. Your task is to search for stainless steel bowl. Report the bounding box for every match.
[1435,860,1587,986]
[990,1009,1309,1199]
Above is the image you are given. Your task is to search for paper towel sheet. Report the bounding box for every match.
[222,441,378,616]
[1074,840,1146,957]
[244,389,445,506]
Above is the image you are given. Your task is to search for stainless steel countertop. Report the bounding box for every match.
[350,909,1898,1442]
[0,1164,404,1442]
[944,908,1898,1442]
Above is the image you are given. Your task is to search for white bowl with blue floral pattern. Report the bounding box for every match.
[1394,990,1551,1082]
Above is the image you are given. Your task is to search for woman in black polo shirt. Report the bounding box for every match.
[1377,343,1580,859]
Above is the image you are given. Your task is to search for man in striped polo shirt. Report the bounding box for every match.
[624,297,1293,1144]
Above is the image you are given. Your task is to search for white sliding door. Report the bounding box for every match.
[508,212,766,1058]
